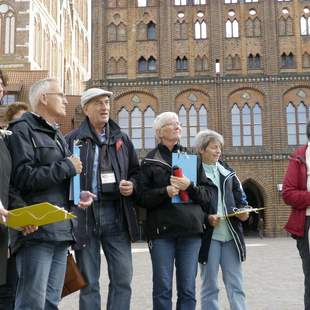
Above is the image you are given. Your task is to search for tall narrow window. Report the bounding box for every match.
[144,107,156,148]
[226,19,239,38]
[189,106,197,146]
[148,56,157,71]
[297,103,307,144]
[147,21,156,40]
[131,107,142,149]
[179,106,187,146]
[138,57,147,72]
[199,106,208,130]
[253,104,262,145]
[0,4,16,54]
[300,16,310,35]
[287,103,297,145]
[118,108,129,135]
[242,104,252,146]
[232,104,241,146]
[194,0,206,4]
[194,21,207,39]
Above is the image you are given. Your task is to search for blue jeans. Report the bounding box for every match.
[14,241,68,310]
[149,237,201,310]
[200,239,247,310]
[75,221,132,310]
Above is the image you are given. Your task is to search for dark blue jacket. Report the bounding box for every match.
[6,112,76,253]
[199,160,247,264]
[66,118,140,248]
[0,138,11,285]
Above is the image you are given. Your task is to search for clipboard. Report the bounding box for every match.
[0,202,76,230]
[221,207,265,219]
[172,152,197,204]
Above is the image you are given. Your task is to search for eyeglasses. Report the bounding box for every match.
[45,92,67,99]
[162,121,182,129]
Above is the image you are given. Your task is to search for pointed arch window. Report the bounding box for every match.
[281,52,295,68]
[144,107,156,148]
[118,106,156,149]
[303,52,310,68]
[300,16,310,36]
[0,4,16,54]
[148,56,157,71]
[178,104,208,147]
[175,21,188,40]
[147,21,156,40]
[286,102,309,145]
[176,56,188,71]
[231,103,262,146]
[195,55,208,72]
[131,107,142,149]
[248,53,261,69]
[226,19,239,38]
[194,21,207,39]
[118,108,130,136]
[138,57,147,72]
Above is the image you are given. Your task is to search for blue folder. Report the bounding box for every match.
[72,143,80,205]
[172,152,197,204]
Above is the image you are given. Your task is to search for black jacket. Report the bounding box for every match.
[139,143,210,240]
[6,112,76,253]
[0,138,11,285]
[66,118,140,248]
[198,160,247,264]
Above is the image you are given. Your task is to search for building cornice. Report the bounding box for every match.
[90,73,310,88]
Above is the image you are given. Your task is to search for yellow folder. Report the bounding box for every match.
[0,202,76,230]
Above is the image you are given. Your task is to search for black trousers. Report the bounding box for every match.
[0,255,17,310]
[297,216,310,310]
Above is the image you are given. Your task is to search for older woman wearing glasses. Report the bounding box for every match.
[195,129,248,310]
[139,112,209,310]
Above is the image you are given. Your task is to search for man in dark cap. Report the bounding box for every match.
[66,88,140,310]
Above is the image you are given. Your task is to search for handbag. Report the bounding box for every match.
[61,252,87,298]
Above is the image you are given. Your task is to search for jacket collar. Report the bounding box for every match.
[10,112,58,136]
[75,117,123,146]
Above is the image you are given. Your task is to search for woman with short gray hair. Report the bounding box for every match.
[195,129,248,310]
[139,112,210,310]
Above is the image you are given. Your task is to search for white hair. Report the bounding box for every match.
[194,129,224,151]
[28,78,58,111]
[153,112,179,140]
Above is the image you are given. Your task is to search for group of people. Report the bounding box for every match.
[0,73,252,310]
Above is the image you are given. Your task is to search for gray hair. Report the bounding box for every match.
[194,129,224,151]
[153,112,179,140]
[28,78,58,111]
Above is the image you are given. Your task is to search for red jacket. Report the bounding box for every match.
[282,145,310,237]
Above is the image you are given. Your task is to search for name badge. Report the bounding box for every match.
[101,172,116,184]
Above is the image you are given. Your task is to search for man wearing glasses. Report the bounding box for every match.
[66,88,140,310]
[6,78,83,309]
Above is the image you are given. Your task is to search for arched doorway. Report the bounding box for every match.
[242,180,264,237]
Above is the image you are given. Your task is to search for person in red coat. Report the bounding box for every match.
[282,121,310,310]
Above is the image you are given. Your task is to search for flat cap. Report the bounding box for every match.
[80,88,113,108]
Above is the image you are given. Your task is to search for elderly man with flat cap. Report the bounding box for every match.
[66,88,140,310]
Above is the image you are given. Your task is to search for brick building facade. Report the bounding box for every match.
[89,0,310,237]
[0,0,91,98]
